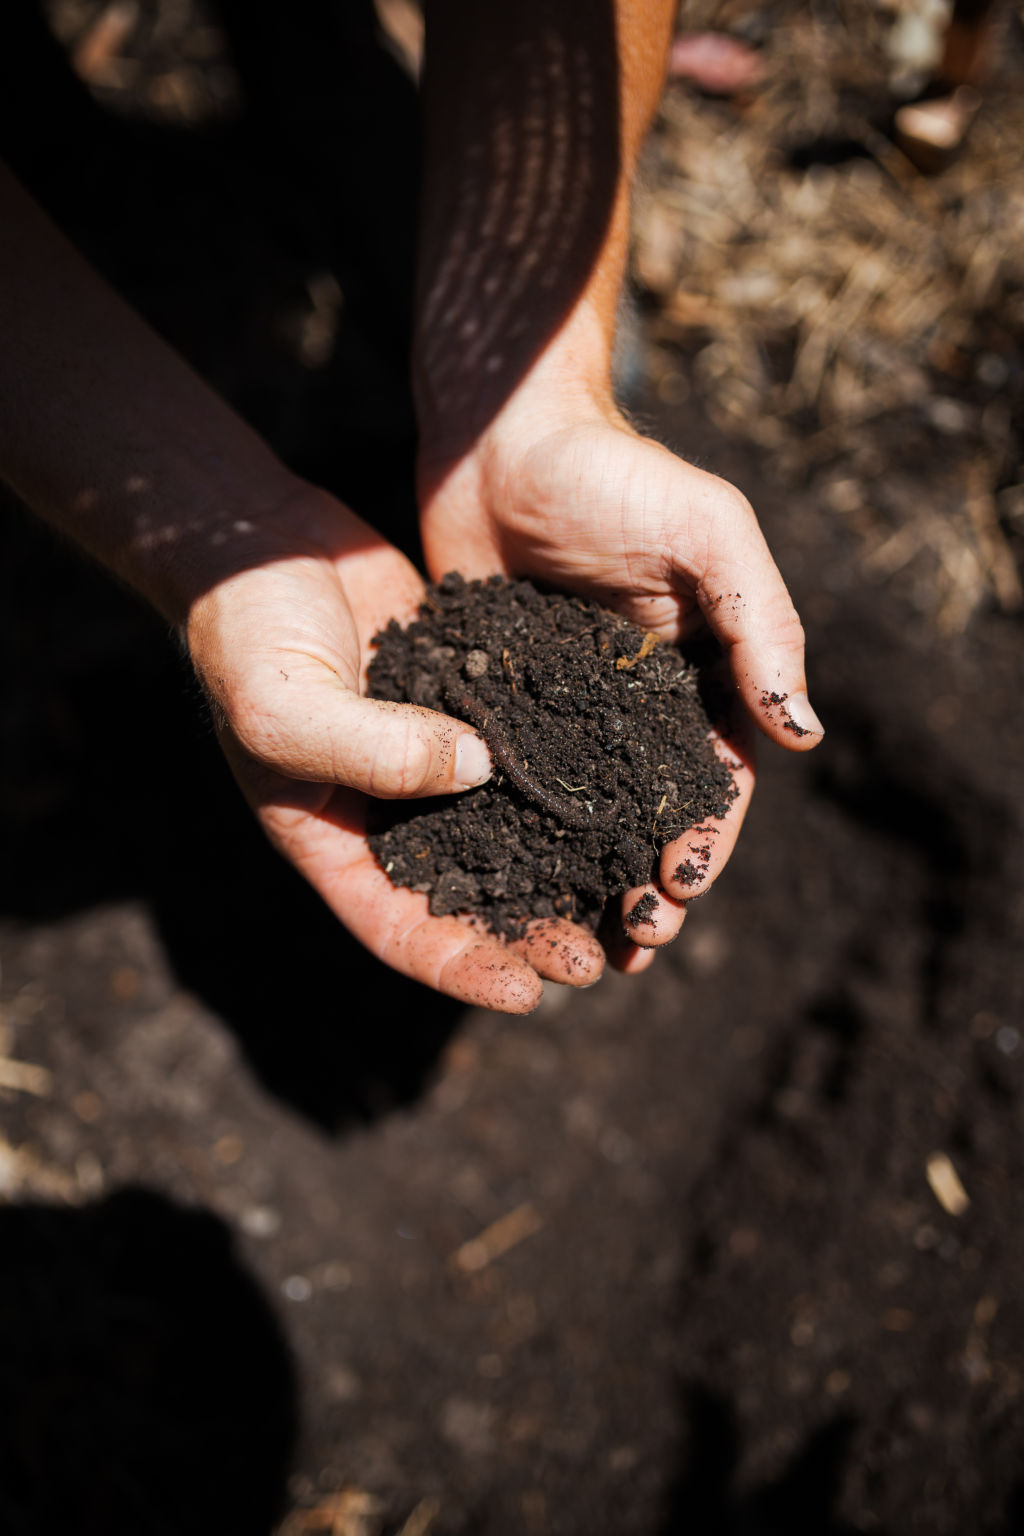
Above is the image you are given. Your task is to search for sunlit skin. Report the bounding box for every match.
[416,0,821,964]
[1,0,823,1012]
[192,498,606,1007]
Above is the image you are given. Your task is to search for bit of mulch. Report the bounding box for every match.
[366,574,738,938]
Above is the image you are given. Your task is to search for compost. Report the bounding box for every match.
[367,573,737,936]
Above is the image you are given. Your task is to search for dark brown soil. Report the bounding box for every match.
[366,574,737,935]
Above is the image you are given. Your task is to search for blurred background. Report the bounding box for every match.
[1,2,1023,1532]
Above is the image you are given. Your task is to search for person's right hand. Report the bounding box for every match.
[184,485,605,1012]
[418,400,809,970]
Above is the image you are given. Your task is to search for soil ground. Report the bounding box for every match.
[2,4,1024,1534]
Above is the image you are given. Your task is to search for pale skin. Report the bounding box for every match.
[1,1,822,1011]
[415,0,821,965]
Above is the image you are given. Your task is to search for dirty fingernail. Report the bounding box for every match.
[786,692,825,737]
[455,732,493,788]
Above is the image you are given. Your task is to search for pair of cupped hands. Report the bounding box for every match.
[190,390,820,1014]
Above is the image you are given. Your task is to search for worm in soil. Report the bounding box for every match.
[444,679,612,832]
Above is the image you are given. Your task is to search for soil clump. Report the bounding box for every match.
[367,574,737,936]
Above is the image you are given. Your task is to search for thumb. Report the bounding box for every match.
[224,658,494,797]
[687,483,825,751]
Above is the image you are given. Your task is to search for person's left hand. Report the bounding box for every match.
[418,397,819,969]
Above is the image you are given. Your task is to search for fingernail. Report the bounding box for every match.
[785,692,825,738]
[455,732,493,787]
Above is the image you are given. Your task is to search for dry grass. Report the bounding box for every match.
[635,1,1024,629]
[45,1,1024,629]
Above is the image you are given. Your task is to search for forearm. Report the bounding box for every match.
[415,0,675,458]
[0,163,300,625]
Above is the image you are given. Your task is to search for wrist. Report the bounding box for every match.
[133,471,328,632]
[415,298,619,480]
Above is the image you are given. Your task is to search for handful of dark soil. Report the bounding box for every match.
[367,574,738,937]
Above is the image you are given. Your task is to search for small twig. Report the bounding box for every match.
[0,1057,52,1096]
[615,631,659,670]
[450,1202,544,1274]
[396,1500,441,1536]
[926,1151,970,1217]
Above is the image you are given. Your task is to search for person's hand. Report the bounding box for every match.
[184,485,605,1011]
[0,168,607,1011]
[411,0,825,971]
[418,396,821,969]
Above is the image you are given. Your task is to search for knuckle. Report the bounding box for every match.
[707,479,755,527]
[369,722,436,798]
[686,483,759,583]
[227,689,278,762]
[764,594,807,655]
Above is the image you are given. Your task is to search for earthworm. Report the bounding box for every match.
[444,678,612,831]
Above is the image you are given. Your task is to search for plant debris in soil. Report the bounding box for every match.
[366,573,738,937]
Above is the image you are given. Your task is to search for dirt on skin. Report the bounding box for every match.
[366,574,738,936]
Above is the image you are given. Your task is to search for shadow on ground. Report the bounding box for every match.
[0,1188,296,1536]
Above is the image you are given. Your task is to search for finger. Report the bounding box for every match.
[620,883,688,947]
[507,916,605,986]
[195,548,495,799]
[230,658,494,798]
[669,470,824,750]
[659,725,755,899]
[603,925,658,975]
[262,791,543,1013]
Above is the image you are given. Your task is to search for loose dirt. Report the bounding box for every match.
[367,574,737,935]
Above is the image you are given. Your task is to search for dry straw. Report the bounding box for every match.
[634,0,1024,629]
